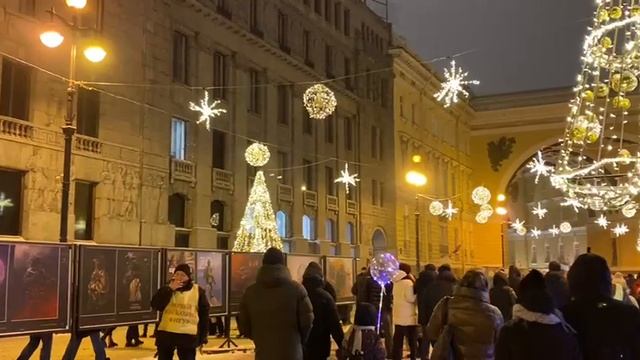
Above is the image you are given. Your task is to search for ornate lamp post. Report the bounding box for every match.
[40,0,106,242]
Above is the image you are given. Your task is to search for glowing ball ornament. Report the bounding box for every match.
[560,222,572,234]
[480,204,494,217]
[429,201,444,216]
[472,186,491,205]
[516,227,527,236]
[622,202,637,218]
[303,84,337,120]
[245,143,270,167]
[370,252,399,285]
[475,212,489,224]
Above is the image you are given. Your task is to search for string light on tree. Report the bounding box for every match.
[595,214,611,229]
[245,143,270,167]
[334,163,359,194]
[527,151,554,184]
[0,192,13,216]
[531,202,548,219]
[442,200,459,220]
[471,186,491,205]
[560,222,572,234]
[549,225,561,237]
[188,90,227,131]
[303,84,337,119]
[434,59,479,108]
[429,201,444,216]
[612,223,630,237]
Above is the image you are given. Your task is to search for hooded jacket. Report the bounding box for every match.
[392,271,417,326]
[421,270,457,326]
[352,271,393,311]
[302,266,344,360]
[427,286,504,360]
[239,264,314,360]
[415,268,438,325]
[490,272,517,321]
[544,270,570,309]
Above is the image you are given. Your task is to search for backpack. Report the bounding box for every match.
[431,296,455,360]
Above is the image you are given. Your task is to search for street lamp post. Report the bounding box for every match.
[405,169,427,271]
[40,2,106,242]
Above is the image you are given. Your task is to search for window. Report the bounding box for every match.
[19,0,36,16]
[325,44,334,77]
[303,111,313,135]
[213,52,227,99]
[278,11,289,51]
[249,69,261,113]
[210,200,225,231]
[334,2,342,30]
[277,151,289,184]
[346,222,355,244]
[325,166,335,196]
[399,96,405,118]
[0,58,30,120]
[325,115,334,143]
[365,70,372,100]
[371,179,378,206]
[303,215,315,240]
[79,0,103,30]
[344,116,353,151]
[344,57,352,89]
[211,129,226,169]
[172,31,188,84]
[303,159,315,190]
[411,103,416,124]
[249,0,260,32]
[0,169,22,236]
[74,181,95,240]
[314,0,322,15]
[324,0,332,22]
[303,30,312,66]
[168,193,186,228]
[76,88,100,138]
[277,85,290,125]
[343,8,350,36]
[276,211,289,238]
[171,117,187,160]
[371,126,380,160]
[326,219,336,242]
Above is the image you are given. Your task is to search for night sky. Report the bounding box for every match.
[373,0,595,96]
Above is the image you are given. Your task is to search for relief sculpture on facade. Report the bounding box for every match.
[26,148,61,213]
[100,162,140,221]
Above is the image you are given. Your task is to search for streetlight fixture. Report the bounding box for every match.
[40,5,107,242]
[406,167,427,271]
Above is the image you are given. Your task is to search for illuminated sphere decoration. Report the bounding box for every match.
[475,212,489,224]
[370,252,399,285]
[516,226,527,236]
[245,143,270,167]
[429,201,445,216]
[622,202,637,218]
[472,186,491,205]
[303,84,337,120]
[560,222,572,234]
[480,204,494,217]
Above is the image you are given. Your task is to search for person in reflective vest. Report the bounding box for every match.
[152,263,210,360]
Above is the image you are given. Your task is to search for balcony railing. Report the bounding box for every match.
[327,195,338,211]
[278,183,293,202]
[74,134,102,154]
[171,158,196,184]
[303,190,318,208]
[346,200,358,214]
[0,116,33,140]
[212,168,234,192]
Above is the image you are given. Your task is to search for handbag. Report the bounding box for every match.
[430,296,455,360]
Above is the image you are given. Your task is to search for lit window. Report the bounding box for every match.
[171,117,187,160]
[325,219,336,242]
[303,215,315,240]
[74,181,95,240]
[276,211,288,238]
[346,222,355,244]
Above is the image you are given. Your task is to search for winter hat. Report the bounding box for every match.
[174,263,192,278]
[303,261,324,280]
[263,247,285,265]
[519,269,554,314]
[568,253,612,301]
[548,261,562,272]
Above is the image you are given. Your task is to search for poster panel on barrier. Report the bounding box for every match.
[286,255,322,284]
[0,242,71,337]
[229,253,262,312]
[196,251,226,314]
[80,247,117,317]
[324,257,355,303]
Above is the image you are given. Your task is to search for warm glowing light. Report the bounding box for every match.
[245,143,270,167]
[434,59,479,108]
[40,31,64,48]
[303,84,337,119]
[497,194,506,202]
[83,46,106,63]
[411,154,422,163]
[188,90,226,130]
[405,170,427,187]
[496,207,508,216]
[66,0,87,9]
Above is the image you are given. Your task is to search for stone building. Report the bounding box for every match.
[0,0,395,259]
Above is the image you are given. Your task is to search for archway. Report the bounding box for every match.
[372,228,387,254]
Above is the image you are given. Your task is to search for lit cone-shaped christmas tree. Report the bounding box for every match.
[552,0,640,211]
[233,143,283,252]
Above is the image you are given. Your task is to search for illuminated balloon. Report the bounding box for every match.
[370,252,399,285]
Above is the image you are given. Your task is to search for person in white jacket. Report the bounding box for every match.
[392,263,418,360]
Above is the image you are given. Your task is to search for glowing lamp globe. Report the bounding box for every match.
[495,207,508,216]
[83,46,107,63]
[405,170,427,187]
[40,31,64,48]
[411,154,422,163]
[66,0,87,9]
[497,194,506,202]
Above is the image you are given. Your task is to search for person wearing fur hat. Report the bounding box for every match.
[495,269,581,360]
[151,263,210,360]
[392,263,418,360]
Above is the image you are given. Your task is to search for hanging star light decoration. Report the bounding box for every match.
[612,223,630,237]
[434,59,479,108]
[511,218,526,231]
[0,192,13,216]
[442,200,459,220]
[527,151,554,184]
[531,227,542,239]
[561,197,586,213]
[531,202,548,220]
[188,90,227,131]
[549,225,560,237]
[334,163,360,194]
[595,214,610,229]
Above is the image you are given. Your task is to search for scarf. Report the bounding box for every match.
[345,325,376,354]
[512,304,576,333]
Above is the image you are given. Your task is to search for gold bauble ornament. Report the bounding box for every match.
[600,36,613,49]
[581,90,595,102]
[585,130,600,144]
[632,5,640,16]
[597,8,609,22]
[303,84,337,120]
[611,71,639,93]
[609,6,623,20]
[613,96,632,110]
[596,83,610,97]
[571,126,587,143]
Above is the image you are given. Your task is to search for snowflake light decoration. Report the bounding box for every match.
[595,214,610,229]
[0,192,13,216]
[511,218,526,231]
[549,225,560,237]
[561,197,586,213]
[334,163,359,194]
[531,227,542,239]
[442,200,459,220]
[188,90,227,131]
[434,60,479,108]
[612,223,630,237]
[527,151,554,184]
[531,202,548,220]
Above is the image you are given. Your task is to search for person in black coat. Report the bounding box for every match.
[496,270,580,360]
[415,264,438,326]
[562,253,640,360]
[302,262,344,360]
[508,265,522,296]
[544,261,570,309]
[422,264,457,325]
[490,271,517,321]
